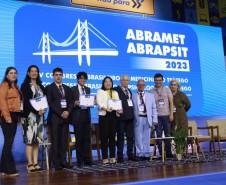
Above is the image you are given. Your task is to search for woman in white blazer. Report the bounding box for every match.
[96,76,121,164]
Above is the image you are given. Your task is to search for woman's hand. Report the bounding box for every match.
[6,118,12,124]
[117,109,123,114]
[101,107,108,111]
[74,100,80,106]
[38,109,45,116]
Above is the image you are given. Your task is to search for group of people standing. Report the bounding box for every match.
[0,65,191,177]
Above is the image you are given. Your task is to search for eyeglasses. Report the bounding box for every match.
[170,83,177,86]
[138,84,145,86]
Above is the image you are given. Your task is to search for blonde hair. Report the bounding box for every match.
[169,79,180,91]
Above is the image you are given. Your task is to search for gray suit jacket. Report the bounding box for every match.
[132,92,158,127]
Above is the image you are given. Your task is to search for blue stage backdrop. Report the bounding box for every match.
[0,1,225,161]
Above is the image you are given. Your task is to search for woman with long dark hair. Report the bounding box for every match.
[96,76,121,164]
[21,65,45,173]
[0,67,22,177]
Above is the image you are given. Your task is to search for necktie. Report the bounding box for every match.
[59,85,65,98]
[124,88,129,97]
[82,87,86,95]
[139,92,146,113]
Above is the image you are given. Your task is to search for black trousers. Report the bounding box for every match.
[0,113,18,174]
[117,119,134,159]
[73,110,91,164]
[156,116,172,156]
[50,114,69,168]
[99,112,117,159]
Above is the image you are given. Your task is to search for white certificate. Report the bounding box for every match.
[79,95,95,107]
[30,96,49,111]
[108,99,122,111]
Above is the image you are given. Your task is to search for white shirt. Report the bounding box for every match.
[121,86,131,99]
[137,91,147,116]
[78,84,86,95]
[96,89,120,116]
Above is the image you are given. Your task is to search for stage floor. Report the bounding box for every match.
[1,160,226,185]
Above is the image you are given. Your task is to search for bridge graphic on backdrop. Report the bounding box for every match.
[33,19,119,66]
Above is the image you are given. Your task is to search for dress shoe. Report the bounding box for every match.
[128,156,135,161]
[55,166,63,171]
[143,157,150,161]
[134,156,142,161]
[117,158,124,163]
[166,154,173,159]
[77,162,84,168]
[84,161,94,166]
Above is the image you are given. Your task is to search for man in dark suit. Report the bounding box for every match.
[71,72,92,168]
[115,75,134,163]
[46,67,73,170]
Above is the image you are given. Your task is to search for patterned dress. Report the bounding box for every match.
[22,84,44,144]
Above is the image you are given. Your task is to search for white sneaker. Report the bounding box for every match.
[102,159,109,164]
[109,158,116,164]
[5,173,19,177]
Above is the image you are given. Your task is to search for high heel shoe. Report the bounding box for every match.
[33,164,43,172]
[27,164,36,173]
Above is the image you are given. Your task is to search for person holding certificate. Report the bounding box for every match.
[21,65,48,173]
[114,75,135,163]
[96,76,121,164]
[132,79,158,161]
[46,68,73,170]
[71,72,93,168]
[21,65,46,173]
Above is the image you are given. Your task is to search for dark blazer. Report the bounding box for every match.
[71,85,91,124]
[45,83,73,120]
[20,82,46,118]
[114,86,134,121]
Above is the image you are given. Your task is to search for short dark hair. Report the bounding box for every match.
[154,73,163,80]
[77,71,88,80]
[53,67,63,74]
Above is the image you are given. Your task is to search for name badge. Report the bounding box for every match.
[158,99,165,106]
[127,99,133,107]
[139,104,145,112]
[61,99,67,108]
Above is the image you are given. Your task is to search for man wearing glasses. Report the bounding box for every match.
[115,75,135,162]
[132,79,158,161]
[150,73,174,158]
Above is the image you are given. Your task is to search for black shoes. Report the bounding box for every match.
[77,161,94,168]
[117,158,124,163]
[54,166,63,171]
[128,156,136,161]
[133,156,150,161]
[84,161,94,166]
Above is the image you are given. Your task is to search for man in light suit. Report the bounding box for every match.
[132,79,158,160]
